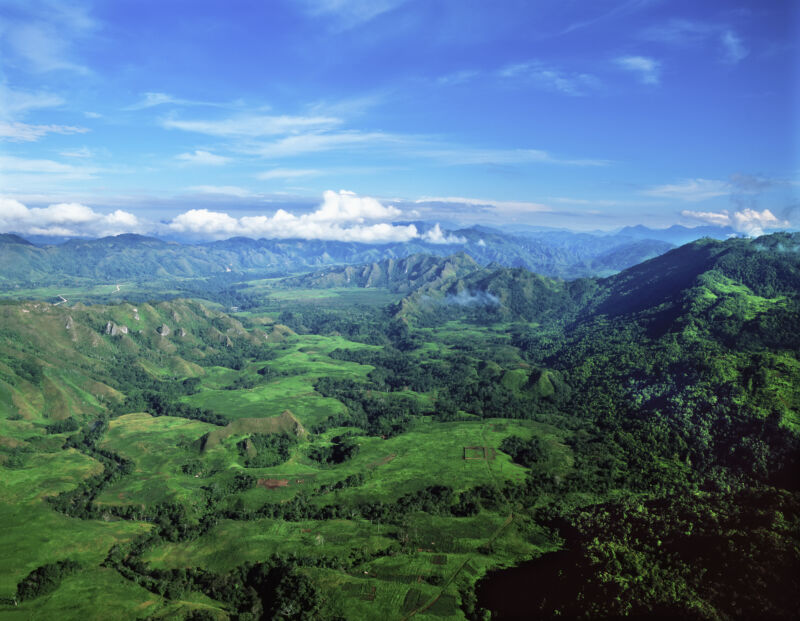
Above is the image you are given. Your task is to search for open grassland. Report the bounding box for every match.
[96,413,218,507]
[182,334,377,427]
[0,448,151,599]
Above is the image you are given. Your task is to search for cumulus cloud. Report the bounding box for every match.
[616,56,661,85]
[0,197,143,237]
[422,223,466,244]
[168,189,417,242]
[176,150,229,165]
[682,208,787,236]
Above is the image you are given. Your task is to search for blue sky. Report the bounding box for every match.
[0,0,797,240]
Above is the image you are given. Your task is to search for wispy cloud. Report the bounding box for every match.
[162,114,341,137]
[640,18,716,45]
[437,70,480,86]
[615,56,661,85]
[0,84,64,120]
[186,185,257,198]
[641,19,748,65]
[415,196,552,215]
[0,122,89,143]
[418,147,610,167]
[0,154,99,179]
[498,60,600,96]
[60,146,95,159]
[0,2,96,73]
[257,168,321,180]
[126,92,229,111]
[643,178,729,201]
[297,0,408,29]
[721,30,748,64]
[175,150,230,166]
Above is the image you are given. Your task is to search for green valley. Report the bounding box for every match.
[0,233,798,620]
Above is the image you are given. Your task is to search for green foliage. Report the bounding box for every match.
[16,559,81,601]
[499,435,546,467]
[239,433,296,468]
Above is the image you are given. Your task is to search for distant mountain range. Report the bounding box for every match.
[0,225,677,285]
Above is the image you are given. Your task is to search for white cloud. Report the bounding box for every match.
[298,0,408,28]
[125,92,228,110]
[0,84,63,120]
[498,60,600,96]
[437,70,479,86]
[422,223,466,244]
[0,198,143,237]
[0,154,98,178]
[176,150,230,166]
[0,122,89,142]
[60,146,94,158]
[4,22,89,74]
[416,196,552,214]
[257,168,321,180]
[186,185,257,198]
[721,30,748,64]
[163,114,340,137]
[682,208,787,236]
[643,178,729,201]
[615,56,661,85]
[168,189,416,242]
[679,209,731,227]
[641,19,715,45]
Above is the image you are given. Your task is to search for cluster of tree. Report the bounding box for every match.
[499,435,546,467]
[314,377,423,437]
[44,417,80,434]
[512,488,800,620]
[307,434,359,466]
[239,433,296,468]
[6,357,44,385]
[47,416,137,520]
[15,559,82,602]
[105,538,328,620]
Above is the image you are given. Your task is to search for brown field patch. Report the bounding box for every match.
[257,478,289,489]
[367,453,397,469]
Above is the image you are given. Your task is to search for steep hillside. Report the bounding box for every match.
[0,299,279,424]
[280,252,480,293]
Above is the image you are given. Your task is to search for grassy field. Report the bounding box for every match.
[0,305,576,620]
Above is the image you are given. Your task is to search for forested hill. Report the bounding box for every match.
[0,227,672,285]
[280,252,480,293]
[392,232,800,328]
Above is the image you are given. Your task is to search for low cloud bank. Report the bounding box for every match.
[0,190,466,244]
[0,198,143,237]
[682,208,788,237]
[168,190,418,242]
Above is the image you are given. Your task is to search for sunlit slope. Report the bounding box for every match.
[0,298,278,424]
